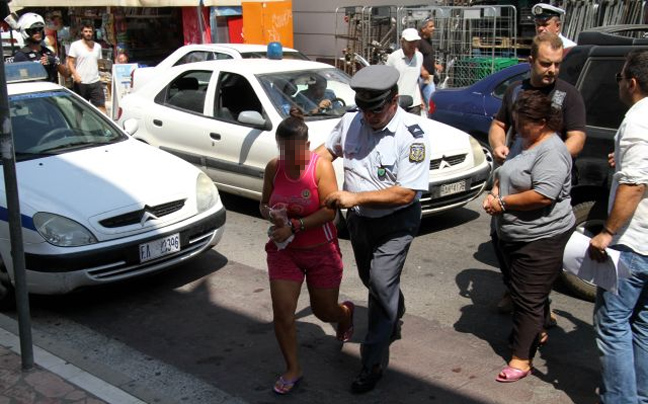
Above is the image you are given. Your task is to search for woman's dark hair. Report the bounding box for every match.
[276,107,308,141]
[513,90,562,133]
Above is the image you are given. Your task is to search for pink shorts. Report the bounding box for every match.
[265,240,343,289]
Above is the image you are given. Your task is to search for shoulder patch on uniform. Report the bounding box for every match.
[407,124,424,138]
[409,143,426,163]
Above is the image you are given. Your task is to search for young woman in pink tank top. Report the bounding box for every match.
[260,108,354,395]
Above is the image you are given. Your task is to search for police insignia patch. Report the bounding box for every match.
[409,143,425,162]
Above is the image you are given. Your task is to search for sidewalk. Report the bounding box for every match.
[0,322,145,404]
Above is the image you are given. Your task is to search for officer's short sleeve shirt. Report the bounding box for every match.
[325,108,431,217]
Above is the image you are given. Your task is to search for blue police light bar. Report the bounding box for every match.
[4,62,48,83]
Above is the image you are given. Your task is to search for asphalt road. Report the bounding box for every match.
[23,193,600,404]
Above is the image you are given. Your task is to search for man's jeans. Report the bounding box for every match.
[594,249,648,404]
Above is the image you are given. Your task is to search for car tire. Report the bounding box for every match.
[560,200,607,302]
[0,264,16,311]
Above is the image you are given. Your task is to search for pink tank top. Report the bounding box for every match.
[268,152,337,248]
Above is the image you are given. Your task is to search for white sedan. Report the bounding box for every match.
[0,63,226,306]
[118,58,491,221]
[132,43,309,92]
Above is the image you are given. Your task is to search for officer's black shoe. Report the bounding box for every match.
[351,366,383,394]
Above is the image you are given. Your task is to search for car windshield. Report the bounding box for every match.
[8,90,127,161]
[258,68,356,119]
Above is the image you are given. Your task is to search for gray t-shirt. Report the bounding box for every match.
[496,134,575,242]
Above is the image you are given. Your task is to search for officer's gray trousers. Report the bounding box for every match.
[346,202,421,370]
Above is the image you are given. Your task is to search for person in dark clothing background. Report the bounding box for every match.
[12,12,68,83]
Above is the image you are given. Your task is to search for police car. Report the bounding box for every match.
[118,57,491,225]
[131,43,309,92]
[0,63,226,306]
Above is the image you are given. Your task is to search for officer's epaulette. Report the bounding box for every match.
[407,124,424,139]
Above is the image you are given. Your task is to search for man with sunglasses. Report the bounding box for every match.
[588,49,648,404]
[315,65,431,394]
[13,12,68,83]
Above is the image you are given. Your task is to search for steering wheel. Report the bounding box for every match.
[320,97,346,112]
[35,128,75,147]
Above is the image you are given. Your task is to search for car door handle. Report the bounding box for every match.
[153,119,163,127]
[210,133,221,140]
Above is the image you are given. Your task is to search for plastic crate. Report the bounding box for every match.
[453,57,518,87]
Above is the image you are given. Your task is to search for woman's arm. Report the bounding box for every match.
[487,189,552,214]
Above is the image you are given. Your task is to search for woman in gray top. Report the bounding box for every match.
[482,90,575,383]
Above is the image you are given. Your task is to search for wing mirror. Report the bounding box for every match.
[238,111,272,131]
[122,118,139,135]
[398,95,413,109]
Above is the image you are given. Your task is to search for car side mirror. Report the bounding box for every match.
[238,111,272,131]
[398,95,413,109]
[122,118,139,135]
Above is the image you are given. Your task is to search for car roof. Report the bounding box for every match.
[173,58,339,75]
[172,43,302,54]
[577,24,648,46]
[6,80,63,96]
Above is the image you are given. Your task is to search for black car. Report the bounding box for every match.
[558,24,648,300]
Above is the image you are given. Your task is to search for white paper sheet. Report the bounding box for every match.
[563,232,627,294]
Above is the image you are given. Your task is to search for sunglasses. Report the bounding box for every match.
[615,72,626,83]
[26,27,44,36]
[359,97,395,114]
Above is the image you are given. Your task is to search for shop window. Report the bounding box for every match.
[213,72,263,123]
[157,70,212,114]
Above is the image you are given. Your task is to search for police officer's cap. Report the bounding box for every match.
[351,65,399,110]
[532,3,565,20]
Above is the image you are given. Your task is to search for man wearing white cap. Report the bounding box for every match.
[532,3,577,49]
[386,28,424,115]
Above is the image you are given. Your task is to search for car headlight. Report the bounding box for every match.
[33,213,97,247]
[469,136,486,166]
[196,172,219,213]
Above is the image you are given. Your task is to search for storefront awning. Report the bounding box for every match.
[9,0,285,7]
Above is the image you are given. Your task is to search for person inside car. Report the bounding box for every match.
[296,75,339,114]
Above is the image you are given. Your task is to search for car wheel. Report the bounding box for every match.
[0,264,15,311]
[560,200,606,302]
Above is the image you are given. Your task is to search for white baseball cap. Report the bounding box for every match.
[401,28,421,42]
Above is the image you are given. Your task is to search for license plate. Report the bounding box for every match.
[139,233,180,263]
[440,180,466,197]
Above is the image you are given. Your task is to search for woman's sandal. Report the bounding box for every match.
[495,366,532,383]
[273,375,303,395]
[336,301,355,342]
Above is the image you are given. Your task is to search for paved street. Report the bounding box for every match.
[13,194,599,404]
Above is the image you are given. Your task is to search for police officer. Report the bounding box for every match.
[12,12,68,83]
[532,3,577,50]
[315,65,431,394]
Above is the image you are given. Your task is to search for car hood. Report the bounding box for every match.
[10,139,202,236]
[426,119,472,154]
